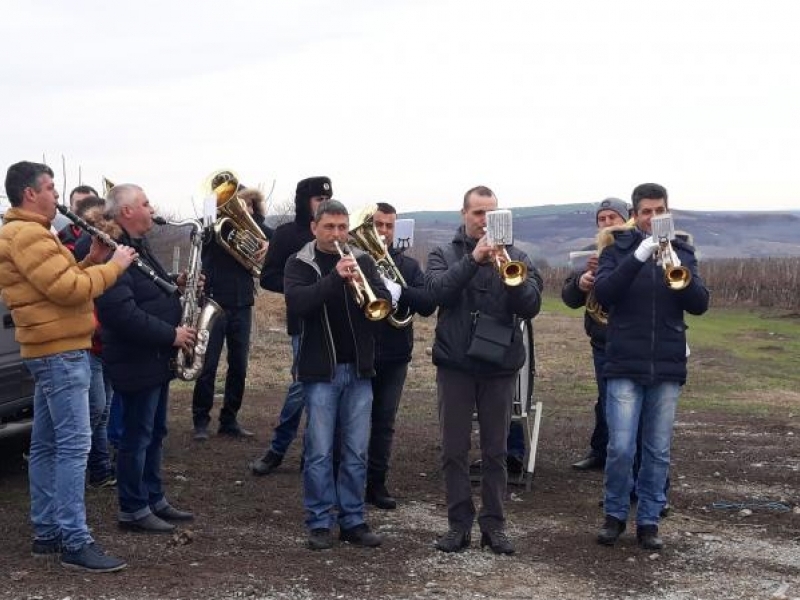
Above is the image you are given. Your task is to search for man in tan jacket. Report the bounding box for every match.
[0,161,135,573]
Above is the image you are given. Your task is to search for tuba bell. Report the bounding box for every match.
[205,169,268,277]
[347,205,413,328]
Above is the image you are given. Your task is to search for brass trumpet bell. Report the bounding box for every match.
[333,240,391,322]
[494,248,527,287]
[664,265,692,290]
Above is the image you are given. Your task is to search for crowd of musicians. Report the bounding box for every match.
[0,161,709,573]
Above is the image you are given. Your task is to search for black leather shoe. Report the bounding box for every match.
[154,505,194,521]
[480,529,515,555]
[308,528,334,550]
[366,483,397,510]
[435,528,471,553]
[636,525,664,550]
[597,515,626,546]
[339,524,382,547]
[118,513,175,533]
[218,424,254,438]
[193,426,209,442]
[250,450,283,476]
[572,453,605,471]
[507,455,524,475]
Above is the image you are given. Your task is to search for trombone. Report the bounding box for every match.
[333,240,391,321]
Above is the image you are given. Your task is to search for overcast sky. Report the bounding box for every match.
[2,0,799,216]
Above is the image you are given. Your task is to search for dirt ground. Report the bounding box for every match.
[1,306,799,600]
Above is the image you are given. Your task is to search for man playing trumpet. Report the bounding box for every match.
[284,200,390,550]
[594,183,709,551]
[426,186,542,555]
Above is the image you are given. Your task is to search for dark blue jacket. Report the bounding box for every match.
[594,228,710,386]
[285,242,391,382]
[374,249,437,364]
[96,231,182,393]
[561,242,608,350]
[425,226,543,377]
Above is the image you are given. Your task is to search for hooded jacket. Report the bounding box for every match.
[425,226,543,377]
[284,241,391,382]
[0,207,123,358]
[594,228,710,385]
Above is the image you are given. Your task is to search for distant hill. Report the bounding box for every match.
[401,204,800,265]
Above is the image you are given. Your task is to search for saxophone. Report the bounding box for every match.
[162,217,222,381]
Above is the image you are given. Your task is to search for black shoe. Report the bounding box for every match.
[193,426,210,442]
[118,513,176,533]
[250,450,283,476]
[435,528,471,553]
[480,529,515,555]
[154,505,194,522]
[507,455,524,476]
[597,515,626,546]
[60,542,127,573]
[636,525,664,551]
[339,523,382,547]
[218,423,254,438]
[572,453,605,471]
[660,503,671,518]
[32,535,62,559]
[366,482,397,510]
[307,528,334,551]
[88,474,117,488]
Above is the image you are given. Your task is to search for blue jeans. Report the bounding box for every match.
[87,354,114,482]
[604,378,680,526]
[303,364,372,531]
[269,335,305,456]
[192,306,252,429]
[25,350,93,552]
[117,383,170,520]
[107,391,122,449]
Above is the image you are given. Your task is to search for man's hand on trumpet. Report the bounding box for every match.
[471,234,494,264]
[335,253,362,284]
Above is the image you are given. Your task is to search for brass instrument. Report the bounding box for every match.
[333,240,391,321]
[585,291,607,325]
[204,170,268,277]
[485,209,527,287]
[159,217,222,381]
[650,214,692,291]
[102,177,115,196]
[347,205,412,328]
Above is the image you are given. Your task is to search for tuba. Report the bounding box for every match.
[347,205,412,328]
[485,209,527,287]
[650,214,692,290]
[333,240,392,321]
[205,170,268,277]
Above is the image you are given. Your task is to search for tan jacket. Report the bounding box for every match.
[0,207,123,358]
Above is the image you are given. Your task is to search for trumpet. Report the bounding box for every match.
[485,209,527,287]
[650,214,692,291]
[333,240,391,321]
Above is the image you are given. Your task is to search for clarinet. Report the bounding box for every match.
[56,204,178,296]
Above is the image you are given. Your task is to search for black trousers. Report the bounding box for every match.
[192,305,252,429]
[368,361,409,487]
[437,367,515,532]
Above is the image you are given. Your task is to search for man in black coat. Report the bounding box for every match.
[366,203,436,510]
[426,186,543,555]
[562,197,629,470]
[594,183,709,551]
[249,176,332,475]
[191,187,270,440]
[96,184,196,534]
[284,200,390,551]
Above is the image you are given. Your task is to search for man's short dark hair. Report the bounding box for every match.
[313,199,349,223]
[70,184,99,201]
[5,161,55,207]
[376,202,396,215]
[632,183,669,212]
[463,185,495,209]
[74,196,105,218]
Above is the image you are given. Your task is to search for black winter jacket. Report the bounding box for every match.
[425,227,543,377]
[96,231,182,393]
[561,243,608,350]
[374,249,437,364]
[594,228,710,386]
[203,214,270,309]
[284,242,391,382]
